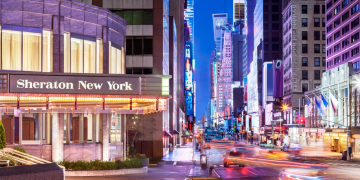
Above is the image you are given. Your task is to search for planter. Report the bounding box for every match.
[65,167,147,177]
[141,158,149,166]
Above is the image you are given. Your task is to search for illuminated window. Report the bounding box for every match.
[1,26,53,72]
[109,42,125,74]
[64,34,102,73]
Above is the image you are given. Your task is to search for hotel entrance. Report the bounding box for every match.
[0,72,171,162]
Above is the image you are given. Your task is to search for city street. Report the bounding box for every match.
[67,140,360,179]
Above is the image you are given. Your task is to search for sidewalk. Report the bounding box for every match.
[162,143,201,162]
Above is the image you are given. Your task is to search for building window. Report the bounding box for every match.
[327,12,333,21]
[302,44,308,53]
[302,31,308,40]
[327,1,332,9]
[314,44,320,53]
[342,11,349,21]
[314,31,320,40]
[327,49,333,56]
[334,18,341,28]
[322,18,326,27]
[314,5,320,14]
[322,57,326,66]
[2,28,53,72]
[112,10,153,25]
[322,31,326,40]
[334,31,341,40]
[343,0,349,8]
[314,70,321,80]
[322,44,326,53]
[314,57,320,66]
[343,51,350,61]
[351,32,360,42]
[322,4,326,14]
[351,47,360,56]
[302,57,308,66]
[109,43,125,74]
[302,5,307,14]
[327,25,333,32]
[126,36,153,55]
[272,23,279,30]
[342,24,350,35]
[302,70,308,80]
[334,5,340,15]
[353,61,360,70]
[314,18,320,27]
[302,18,308,27]
[351,4,359,15]
[342,38,350,47]
[334,43,341,52]
[334,56,341,64]
[352,18,360,29]
[64,34,103,73]
[272,14,279,21]
[302,83,308,92]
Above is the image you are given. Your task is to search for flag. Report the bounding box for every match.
[315,98,325,117]
[321,94,328,108]
[307,99,313,114]
[329,92,338,114]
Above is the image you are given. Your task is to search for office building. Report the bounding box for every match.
[282,0,326,126]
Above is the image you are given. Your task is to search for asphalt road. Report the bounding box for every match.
[66,141,360,180]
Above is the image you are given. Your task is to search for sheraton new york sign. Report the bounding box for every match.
[9,75,140,95]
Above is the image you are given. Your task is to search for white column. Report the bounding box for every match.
[59,114,64,161]
[46,113,51,144]
[66,114,70,144]
[92,114,96,143]
[19,112,22,145]
[52,113,60,162]
[101,114,109,161]
[329,90,334,127]
[39,113,43,145]
[79,113,84,143]
[122,114,126,160]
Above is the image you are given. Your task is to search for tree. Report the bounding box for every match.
[126,114,157,157]
[0,121,6,149]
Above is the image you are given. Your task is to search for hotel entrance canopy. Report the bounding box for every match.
[0,72,171,114]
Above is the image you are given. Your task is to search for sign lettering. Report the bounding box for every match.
[10,75,140,95]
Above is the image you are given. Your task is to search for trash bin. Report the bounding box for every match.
[200,154,207,169]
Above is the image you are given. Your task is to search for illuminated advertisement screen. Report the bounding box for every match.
[185,41,194,115]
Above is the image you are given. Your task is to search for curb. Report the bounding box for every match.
[65,167,147,176]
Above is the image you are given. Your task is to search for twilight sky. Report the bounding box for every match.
[194,0,233,118]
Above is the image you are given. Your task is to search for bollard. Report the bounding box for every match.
[209,165,214,175]
[200,154,207,169]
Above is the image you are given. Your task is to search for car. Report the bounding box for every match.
[280,143,289,151]
[264,150,289,160]
[203,144,211,149]
[223,150,245,167]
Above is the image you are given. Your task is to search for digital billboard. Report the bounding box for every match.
[185,41,194,115]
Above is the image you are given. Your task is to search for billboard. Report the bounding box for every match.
[185,41,194,115]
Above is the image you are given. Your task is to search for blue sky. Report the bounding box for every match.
[194,0,232,118]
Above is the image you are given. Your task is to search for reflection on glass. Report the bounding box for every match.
[23,32,41,71]
[2,30,21,70]
[71,38,84,73]
[84,40,95,73]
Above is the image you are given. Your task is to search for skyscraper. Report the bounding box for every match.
[282,0,326,125]
[233,0,245,21]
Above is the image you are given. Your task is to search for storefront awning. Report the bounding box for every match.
[163,130,173,138]
[173,129,180,135]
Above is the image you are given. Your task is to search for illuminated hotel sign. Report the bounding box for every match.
[9,75,140,95]
[185,41,194,115]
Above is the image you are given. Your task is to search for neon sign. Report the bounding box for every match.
[185,41,193,115]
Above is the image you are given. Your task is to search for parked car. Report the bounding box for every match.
[223,150,245,167]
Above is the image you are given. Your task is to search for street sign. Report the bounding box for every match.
[345,129,351,132]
